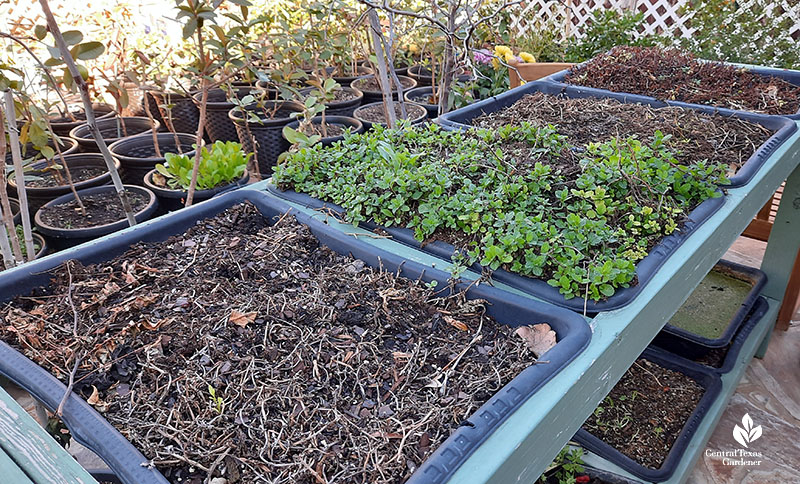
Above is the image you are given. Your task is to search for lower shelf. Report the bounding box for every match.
[575,296,779,484]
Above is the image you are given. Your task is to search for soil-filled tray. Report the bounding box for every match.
[656,297,769,375]
[651,260,766,359]
[547,47,800,120]
[268,114,727,314]
[437,81,797,189]
[0,189,590,484]
[574,349,722,482]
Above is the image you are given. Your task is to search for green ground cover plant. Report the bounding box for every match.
[274,124,727,301]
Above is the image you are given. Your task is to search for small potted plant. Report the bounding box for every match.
[144,140,250,212]
[283,77,364,148]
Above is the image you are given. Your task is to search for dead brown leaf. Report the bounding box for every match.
[514,323,556,358]
[229,310,257,328]
[443,315,468,331]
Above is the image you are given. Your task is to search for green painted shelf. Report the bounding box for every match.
[250,118,800,484]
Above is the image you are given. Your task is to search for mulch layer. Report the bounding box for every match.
[26,166,108,188]
[564,47,800,115]
[38,190,149,229]
[581,358,704,469]
[472,92,772,177]
[353,76,415,92]
[0,202,547,483]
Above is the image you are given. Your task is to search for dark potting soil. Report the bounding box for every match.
[472,92,772,177]
[564,47,800,116]
[357,103,426,123]
[353,75,415,92]
[299,121,346,137]
[330,88,360,102]
[408,93,437,105]
[38,190,148,229]
[582,358,704,469]
[26,166,108,188]
[0,202,548,483]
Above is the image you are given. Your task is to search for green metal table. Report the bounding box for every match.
[252,119,800,484]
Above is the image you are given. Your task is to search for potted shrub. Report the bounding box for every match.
[283,77,364,149]
[144,140,250,212]
[34,184,158,251]
[70,116,159,152]
[144,88,200,136]
[228,97,303,175]
[109,133,200,186]
[298,86,364,117]
[194,87,254,143]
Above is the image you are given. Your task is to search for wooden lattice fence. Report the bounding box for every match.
[508,0,800,41]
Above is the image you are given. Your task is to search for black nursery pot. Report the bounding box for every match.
[353,101,428,130]
[143,168,250,214]
[574,349,722,482]
[34,185,158,251]
[48,103,115,137]
[70,117,159,152]
[404,86,440,118]
[195,87,257,143]
[4,137,79,165]
[351,75,418,103]
[298,87,364,117]
[228,101,304,175]
[145,91,200,135]
[9,198,21,226]
[1,233,48,271]
[284,115,364,147]
[7,154,120,218]
[309,65,374,85]
[651,259,766,359]
[109,133,200,186]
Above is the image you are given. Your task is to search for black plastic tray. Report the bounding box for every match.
[546,61,800,120]
[652,260,766,359]
[656,296,769,375]
[436,80,798,189]
[267,182,724,314]
[0,189,591,484]
[574,348,723,482]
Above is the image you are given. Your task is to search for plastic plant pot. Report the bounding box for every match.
[1,233,48,272]
[145,90,200,135]
[48,103,116,137]
[109,133,200,186]
[4,137,79,165]
[404,86,440,118]
[9,197,20,226]
[311,65,374,85]
[298,86,364,117]
[143,168,249,214]
[194,87,256,143]
[7,154,121,219]
[547,59,800,120]
[284,115,364,147]
[228,101,304,175]
[573,348,723,482]
[407,65,472,87]
[351,74,418,103]
[266,180,725,315]
[0,189,590,484]
[34,185,158,251]
[353,101,428,130]
[436,80,797,189]
[650,259,766,359]
[70,117,159,153]
[655,296,769,375]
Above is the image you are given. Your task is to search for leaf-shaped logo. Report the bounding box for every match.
[733,413,762,448]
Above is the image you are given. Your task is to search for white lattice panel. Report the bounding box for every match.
[511,0,800,41]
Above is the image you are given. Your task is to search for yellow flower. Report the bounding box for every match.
[491,57,500,70]
[408,43,420,54]
[503,52,516,63]
[494,45,512,57]
[519,51,536,63]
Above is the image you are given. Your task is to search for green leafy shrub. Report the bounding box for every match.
[274,123,726,301]
[566,10,663,62]
[155,141,250,191]
[680,0,800,69]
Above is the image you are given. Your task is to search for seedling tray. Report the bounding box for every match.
[546,60,800,120]
[267,181,724,314]
[0,189,591,484]
[651,260,766,359]
[654,296,768,376]
[573,348,722,482]
[436,80,798,189]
